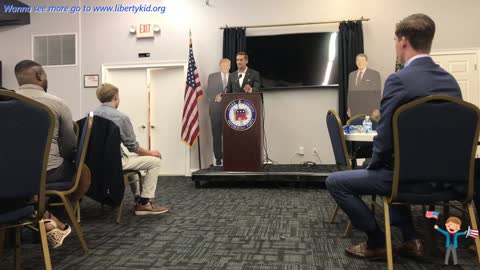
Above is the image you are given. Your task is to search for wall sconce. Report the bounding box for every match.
[129,25,136,34]
[129,25,160,35]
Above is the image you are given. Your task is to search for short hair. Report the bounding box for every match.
[96,83,119,103]
[446,216,462,226]
[356,54,368,61]
[14,60,41,75]
[219,58,231,65]
[395,13,435,53]
[236,52,248,60]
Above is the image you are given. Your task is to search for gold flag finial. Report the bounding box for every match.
[189,29,192,46]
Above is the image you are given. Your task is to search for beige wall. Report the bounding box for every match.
[1,0,479,168]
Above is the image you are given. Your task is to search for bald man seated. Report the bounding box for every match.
[15,59,76,248]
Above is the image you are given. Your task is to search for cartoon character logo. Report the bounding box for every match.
[427,213,479,266]
[225,99,256,131]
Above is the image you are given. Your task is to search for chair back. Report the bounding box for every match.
[391,95,480,202]
[78,115,124,206]
[326,110,351,169]
[347,114,378,130]
[0,90,55,216]
[70,112,94,192]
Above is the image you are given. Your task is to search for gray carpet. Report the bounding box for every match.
[1,177,478,270]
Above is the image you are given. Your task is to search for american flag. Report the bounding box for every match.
[467,226,479,239]
[425,211,439,219]
[181,37,203,146]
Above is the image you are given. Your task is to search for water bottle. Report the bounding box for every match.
[362,116,372,133]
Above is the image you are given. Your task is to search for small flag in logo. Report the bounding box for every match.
[425,211,439,219]
[467,226,479,239]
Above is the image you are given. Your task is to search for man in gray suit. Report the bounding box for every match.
[347,54,381,120]
[225,52,261,93]
[207,58,231,166]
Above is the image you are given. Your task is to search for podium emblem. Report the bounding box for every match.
[225,99,257,131]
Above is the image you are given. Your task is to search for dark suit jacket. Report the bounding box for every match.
[348,68,381,92]
[348,68,381,115]
[368,57,462,170]
[78,116,124,206]
[225,68,261,93]
[206,72,227,115]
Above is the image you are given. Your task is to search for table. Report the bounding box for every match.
[344,131,377,142]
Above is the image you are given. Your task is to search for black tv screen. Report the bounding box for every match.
[246,32,338,90]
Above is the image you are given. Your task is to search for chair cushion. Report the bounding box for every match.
[46,181,72,191]
[0,205,35,223]
[71,166,91,201]
[395,182,466,204]
[396,191,464,204]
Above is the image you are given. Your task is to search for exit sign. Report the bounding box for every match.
[137,24,154,38]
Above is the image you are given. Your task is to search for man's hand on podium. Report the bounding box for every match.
[244,84,253,93]
[215,93,222,102]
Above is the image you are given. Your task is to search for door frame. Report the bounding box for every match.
[431,49,480,157]
[430,49,479,99]
[101,61,193,176]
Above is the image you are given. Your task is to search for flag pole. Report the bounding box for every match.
[189,29,203,169]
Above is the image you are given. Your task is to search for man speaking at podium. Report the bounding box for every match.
[225,52,261,93]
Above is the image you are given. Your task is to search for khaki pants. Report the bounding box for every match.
[122,155,161,199]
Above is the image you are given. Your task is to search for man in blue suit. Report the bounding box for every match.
[326,13,462,260]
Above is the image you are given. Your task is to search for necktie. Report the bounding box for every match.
[356,71,363,86]
[222,73,227,88]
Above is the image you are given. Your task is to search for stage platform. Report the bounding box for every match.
[191,164,338,188]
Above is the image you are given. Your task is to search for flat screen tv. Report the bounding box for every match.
[246,32,338,90]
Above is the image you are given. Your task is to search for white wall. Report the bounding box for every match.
[0,0,81,117]
[1,0,480,168]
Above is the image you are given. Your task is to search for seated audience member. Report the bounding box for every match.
[93,83,168,215]
[326,14,462,259]
[15,60,76,247]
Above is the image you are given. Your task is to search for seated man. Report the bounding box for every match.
[15,60,76,247]
[326,14,462,259]
[94,83,168,215]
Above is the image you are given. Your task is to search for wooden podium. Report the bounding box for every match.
[222,92,263,171]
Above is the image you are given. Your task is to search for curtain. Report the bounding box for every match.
[222,28,246,72]
[338,21,364,123]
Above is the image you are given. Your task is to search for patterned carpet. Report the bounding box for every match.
[1,176,478,270]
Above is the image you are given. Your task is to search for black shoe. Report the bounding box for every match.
[215,159,222,166]
[134,195,141,204]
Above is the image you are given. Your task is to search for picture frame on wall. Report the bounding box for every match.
[84,74,99,88]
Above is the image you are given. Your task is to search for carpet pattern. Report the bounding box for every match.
[0,177,478,270]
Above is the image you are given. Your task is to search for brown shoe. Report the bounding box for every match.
[134,201,169,216]
[345,242,389,260]
[399,239,425,257]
